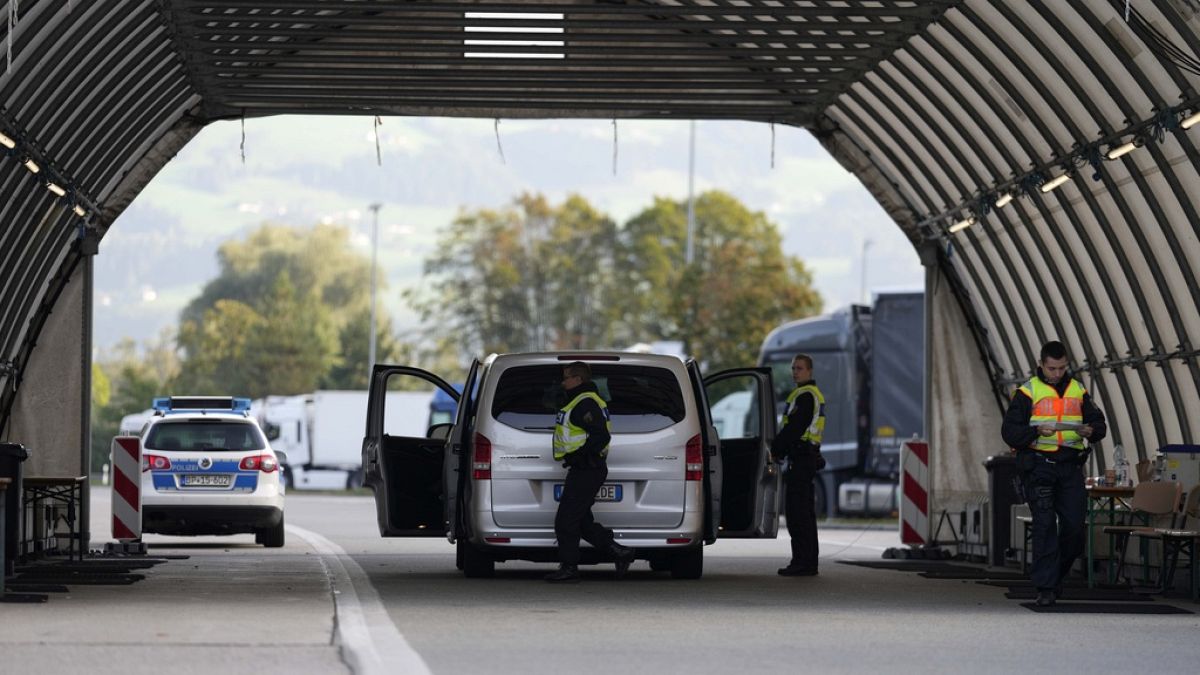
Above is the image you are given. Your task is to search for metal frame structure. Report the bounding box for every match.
[2,1,1199,485]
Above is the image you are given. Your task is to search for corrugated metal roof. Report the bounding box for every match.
[2,1,1198,467]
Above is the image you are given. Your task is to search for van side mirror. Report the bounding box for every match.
[427,423,453,441]
[263,422,281,441]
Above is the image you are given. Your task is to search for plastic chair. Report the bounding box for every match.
[1102,480,1183,585]
[1130,485,1200,599]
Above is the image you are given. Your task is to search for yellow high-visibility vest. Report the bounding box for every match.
[781,383,825,445]
[1018,377,1087,453]
[553,392,611,460]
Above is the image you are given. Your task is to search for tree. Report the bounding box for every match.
[617,190,822,372]
[174,222,412,394]
[90,332,180,472]
[413,190,820,372]
[410,193,620,357]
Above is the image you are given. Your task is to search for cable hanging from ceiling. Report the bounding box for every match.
[932,100,1200,237]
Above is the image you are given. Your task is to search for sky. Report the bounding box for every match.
[95,115,924,354]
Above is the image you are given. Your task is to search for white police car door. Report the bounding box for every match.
[363,363,463,537]
[703,367,779,538]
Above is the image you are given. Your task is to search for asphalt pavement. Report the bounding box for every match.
[1,489,1197,674]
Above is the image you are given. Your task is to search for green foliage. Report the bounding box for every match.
[89,333,179,472]
[174,222,413,395]
[413,190,821,372]
[409,193,621,355]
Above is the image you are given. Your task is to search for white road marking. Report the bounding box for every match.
[289,525,431,675]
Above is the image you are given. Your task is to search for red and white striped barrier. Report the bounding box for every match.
[110,436,142,541]
[900,439,929,546]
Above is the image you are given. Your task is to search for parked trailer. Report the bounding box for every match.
[259,390,434,490]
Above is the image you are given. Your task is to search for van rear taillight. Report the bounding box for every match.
[473,433,492,480]
[685,434,703,481]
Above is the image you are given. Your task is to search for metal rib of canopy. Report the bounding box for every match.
[1,0,1199,470]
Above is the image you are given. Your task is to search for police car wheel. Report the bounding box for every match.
[260,516,286,548]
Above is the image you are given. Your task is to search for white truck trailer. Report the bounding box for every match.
[259,390,433,490]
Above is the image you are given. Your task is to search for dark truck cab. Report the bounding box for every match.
[758,291,924,517]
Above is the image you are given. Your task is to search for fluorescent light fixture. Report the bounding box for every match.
[1182,111,1200,130]
[23,157,40,174]
[46,182,66,197]
[73,205,87,217]
[0,131,14,149]
[949,217,975,233]
[995,193,1014,208]
[464,11,564,59]
[1106,141,1137,160]
[1040,173,1070,193]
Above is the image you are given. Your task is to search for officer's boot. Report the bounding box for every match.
[610,543,636,579]
[545,564,581,583]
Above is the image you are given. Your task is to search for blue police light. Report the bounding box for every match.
[152,396,252,414]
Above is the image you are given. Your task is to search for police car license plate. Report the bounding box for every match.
[553,484,622,502]
[181,474,232,487]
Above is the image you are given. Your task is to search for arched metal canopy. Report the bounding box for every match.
[2,1,1199,500]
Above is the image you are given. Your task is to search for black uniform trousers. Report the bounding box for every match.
[784,457,820,570]
[1022,453,1086,591]
[554,464,616,566]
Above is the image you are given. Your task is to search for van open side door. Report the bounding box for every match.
[703,367,780,538]
[363,364,460,537]
[443,359,480,544]
[687,360,722,544]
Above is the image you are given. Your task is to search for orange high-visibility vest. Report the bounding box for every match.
[1017,377,1087,453]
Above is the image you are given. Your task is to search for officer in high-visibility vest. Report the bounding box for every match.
[770,353,826,577]
[1002,340,1107,606]
[545,361,636,583]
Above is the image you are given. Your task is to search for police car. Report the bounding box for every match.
[139,396,286,547]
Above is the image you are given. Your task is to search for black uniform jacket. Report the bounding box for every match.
[1001,369,1107,459]
[561,381,611,469]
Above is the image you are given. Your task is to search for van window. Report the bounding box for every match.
[144,420,267,452]
[491,365,686,433]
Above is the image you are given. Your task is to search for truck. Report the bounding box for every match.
[756,290,924,517]
[258,390,434,490]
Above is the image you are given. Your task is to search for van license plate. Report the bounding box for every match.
[182,474,232,487]
[554,484,622,502]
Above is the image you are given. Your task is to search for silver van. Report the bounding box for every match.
[362,352,779,579]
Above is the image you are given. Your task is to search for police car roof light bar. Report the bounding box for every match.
[152,396,252,414]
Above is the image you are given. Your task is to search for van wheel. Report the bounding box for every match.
[259,515,285,548]
[670,547,703,579]
[459,539,494,578]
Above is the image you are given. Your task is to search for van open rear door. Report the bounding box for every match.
[363,364,462,537]
[703,367,780,538]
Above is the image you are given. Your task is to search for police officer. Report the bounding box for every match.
[771,353,826,576]
[545,361,636,583]
[1001,340,1106,606]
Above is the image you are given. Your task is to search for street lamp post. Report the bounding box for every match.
[367,203,381,382]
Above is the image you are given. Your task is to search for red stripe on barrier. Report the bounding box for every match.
[901,520,923,545]
[907,441,928,465]
[903,474,927,515]
[113,515,135,540]
[116,436,139,460]
[113,468,139,512]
